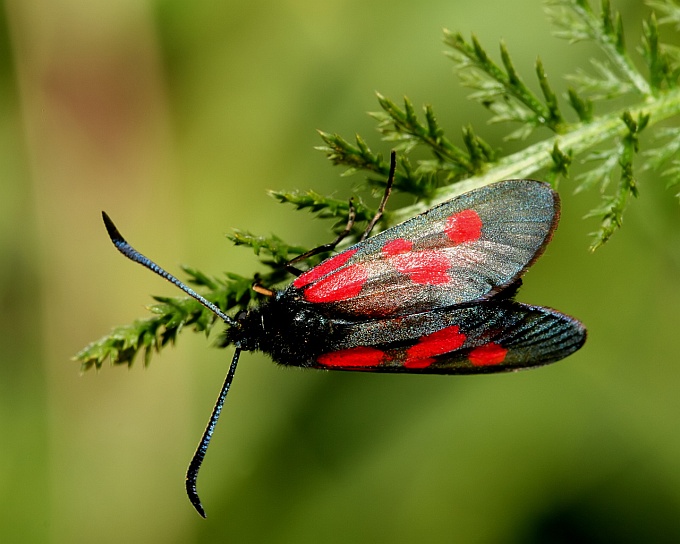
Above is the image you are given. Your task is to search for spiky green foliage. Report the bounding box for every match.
[75,270,254,370]
[320,2,679,235]
[76,0,680,371]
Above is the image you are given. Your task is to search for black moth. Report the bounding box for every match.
[102,152,586,517]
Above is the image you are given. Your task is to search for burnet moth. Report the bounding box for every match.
[102,152,586,517]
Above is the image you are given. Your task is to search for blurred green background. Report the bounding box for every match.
[2,0,680,542]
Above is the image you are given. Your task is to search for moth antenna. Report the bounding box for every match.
[101,212,236,327]
[360,150,396,241]
[102,212,242,517]
[185,347,241,518]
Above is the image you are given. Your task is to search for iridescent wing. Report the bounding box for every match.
[290,180,559,318]
[306,300,586,373]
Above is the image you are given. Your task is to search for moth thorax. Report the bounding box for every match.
[223,309,263,352]
[230,293,333,363]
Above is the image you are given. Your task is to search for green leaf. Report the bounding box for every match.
[227,230,308,266]
[645,0,680,29]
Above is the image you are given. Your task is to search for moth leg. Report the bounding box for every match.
[285,149,396,276]
[360,149,396,241]
[285,198,357,275]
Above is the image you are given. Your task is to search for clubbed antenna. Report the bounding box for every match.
[102,212,236,326]
[185,348,241,518]
[102,211,243,517]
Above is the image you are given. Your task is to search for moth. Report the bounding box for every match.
[102,152,586,516]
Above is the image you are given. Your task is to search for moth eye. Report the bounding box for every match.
[236,310,248,321]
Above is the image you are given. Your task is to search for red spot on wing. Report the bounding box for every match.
[404,325,466,368]
[468,342,508,366]
[302,264,368,303]
[445,209,482,244]
[403,357,435,369]
[318,346,386,368]
[391,250,451,285]
[293,249,358,289]
[382,238,412,255]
